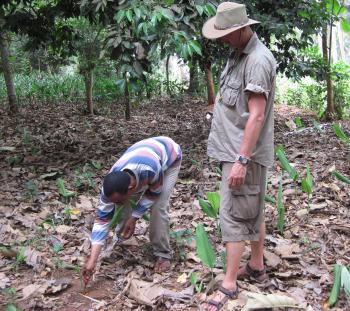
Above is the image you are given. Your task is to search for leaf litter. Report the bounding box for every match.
[0,101,349,310]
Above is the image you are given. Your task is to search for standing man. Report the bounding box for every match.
[202,2,276,310]
[83,136,182,283]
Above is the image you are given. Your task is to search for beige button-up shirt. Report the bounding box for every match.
[207,33,276,168]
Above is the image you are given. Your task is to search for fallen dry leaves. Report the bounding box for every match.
[0,101,349,310]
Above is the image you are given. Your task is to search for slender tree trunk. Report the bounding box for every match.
[84,70,94,115]
[322,27,335,120]
[188,60,199,94]
[166,54,171,95]
[145,79,151,99]
[204,62,215,107]
[124,74,130,121]
[0,31,18,114]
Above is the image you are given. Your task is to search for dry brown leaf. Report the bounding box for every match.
[23,246,42,268]
[242,292,304,311]
[55,225,71,234]
[127,278,193,306]
[22,283,41,300]
[0,272,10,289]
[264,250,281,268]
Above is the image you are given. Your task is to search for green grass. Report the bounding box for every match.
[0,71,122,105]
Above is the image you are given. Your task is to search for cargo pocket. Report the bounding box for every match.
[231,185,261,221]
[219,79,241,108]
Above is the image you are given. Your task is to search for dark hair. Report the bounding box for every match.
[103,171,131,197]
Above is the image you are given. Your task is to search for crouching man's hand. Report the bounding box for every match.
[120,216,137,239]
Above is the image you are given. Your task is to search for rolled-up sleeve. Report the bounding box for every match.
[244,57,272,100]
[91,191,115,245]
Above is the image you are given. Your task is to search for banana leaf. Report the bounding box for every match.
[275,147,298,181]
[195,224,216,268]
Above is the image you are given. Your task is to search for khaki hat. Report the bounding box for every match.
[202,2,260,39]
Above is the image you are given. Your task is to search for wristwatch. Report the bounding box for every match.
[236,154,250,166]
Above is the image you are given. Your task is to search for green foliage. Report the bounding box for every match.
[264,195,276,204]
[277,177,285,235]
[301,165,313,196]
[333,123,350,145]
[333,171,350,184]
[341,266,350,297]
[199,191,220,219]
[328,264,342,307]
[170,228,194,261]
[6,304,19,311]
[56,178,75,202]
[195,224,216,269]
[74,167,96,192]
[294,117,304,129]
[190,272,204,294]
[0,71,121,104]
[25,180,38,201]
[275,145,299,181]
[108,206,124,230]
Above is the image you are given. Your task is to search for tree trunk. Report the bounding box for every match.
[166,54,170,95]
[145,79,151,99]
[84,70,94,115]
[188,60,199,94]
[322,27,335,120]
[0,31,18,114]
[124,75,131,121]
[204,62,215,107]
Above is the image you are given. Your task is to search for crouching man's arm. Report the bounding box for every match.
[83,194,115,284]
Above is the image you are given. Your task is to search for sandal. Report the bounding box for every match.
[206,285,239,310]
[237,263,268,283]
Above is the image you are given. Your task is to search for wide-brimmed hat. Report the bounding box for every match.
[202,2,260,40]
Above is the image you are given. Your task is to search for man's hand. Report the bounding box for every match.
[227,162,247,189]
[120,217,137,239]
[82,244,102,286]
[82,258,96,285]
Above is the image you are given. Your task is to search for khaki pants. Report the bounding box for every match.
[220,161,267,242]
[115,165,180,259]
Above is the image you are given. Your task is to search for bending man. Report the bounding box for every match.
[83,136,182,282]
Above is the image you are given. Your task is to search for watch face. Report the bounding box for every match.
[239,156,248,164]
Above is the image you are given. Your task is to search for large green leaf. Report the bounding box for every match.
[264,195,276,204]
[341,18,350,33]
[189,40,202,56]
[205,192,220,215]
[333,123,350,144]
[341,266,350,297]
[301,165,313,195]
[333,171,350,184]
[328,264,342,307]
[195,224,216,268]
[199,198,217,218]
[6,304,19,311]
[108,206,123,229]
[277,177,285,235]
[56,178,75,198]
[275,146,298,181]
[115,10,126,23]
[326,0,346,15]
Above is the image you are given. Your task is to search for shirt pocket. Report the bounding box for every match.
[220,78,241,108]
[231,185,261,220]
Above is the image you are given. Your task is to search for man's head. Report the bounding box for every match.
[103,171,132,204]
[202,2,259,44]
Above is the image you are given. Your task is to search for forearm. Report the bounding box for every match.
[239,114,265,158]
[89,244,103,263]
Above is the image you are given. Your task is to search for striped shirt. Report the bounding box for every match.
[91,136,182,245]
